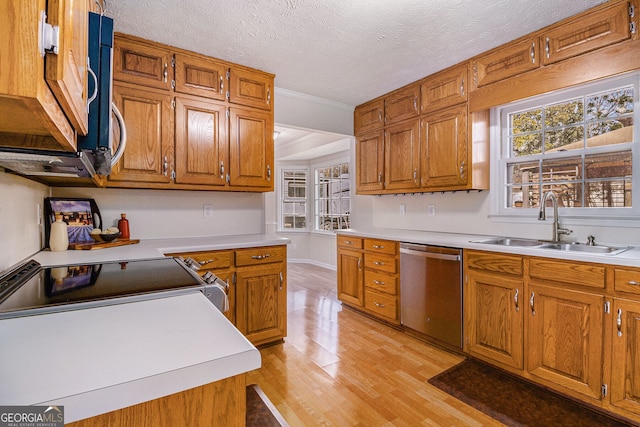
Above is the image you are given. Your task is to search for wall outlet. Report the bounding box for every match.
[203,204,214,218]
[427,204,436,216]
[399,204,406,215]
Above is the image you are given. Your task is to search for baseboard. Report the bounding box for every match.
[287,258,336,271]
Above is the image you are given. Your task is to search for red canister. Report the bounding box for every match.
[118,213,130,240]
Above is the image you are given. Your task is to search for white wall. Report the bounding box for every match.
[0,172,50,270]
[52,187,265,239]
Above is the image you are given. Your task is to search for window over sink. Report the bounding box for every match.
[491,72,639,224]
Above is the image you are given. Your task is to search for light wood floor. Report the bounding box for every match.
[246,263,505,426]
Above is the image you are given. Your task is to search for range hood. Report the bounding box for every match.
[0,148,96,179]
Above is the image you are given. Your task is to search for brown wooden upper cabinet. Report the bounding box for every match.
[354,99,384,135]
[541,0,632,65]
[0,0,88,152]
[355,131,385,193]
[384,85,420,125]
[113,36,173,91]
[228,68,273,111]
[472,37,540,89]
[174,53,227,101]
[421,64,469,113]
[384,120,420,191]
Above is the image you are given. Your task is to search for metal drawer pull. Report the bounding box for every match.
[530,291,535,315]
[373,245,384,249]
[373,280,385,285]
[279,271,284,290]
[530,42,536,63]
[344,240,353,245]
[358,257,362,270]
[198,259,214,265]
[374,301,385,308]
[373,261,385,266]
[251,254,271,260]
[628,280,640,286]
[617,308,623,337]
[514,288,519,312]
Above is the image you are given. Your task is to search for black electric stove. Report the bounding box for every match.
[0,257,228,319]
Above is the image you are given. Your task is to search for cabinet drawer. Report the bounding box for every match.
[174,53,227,100]
[420,63,468,113]
[364,238,397,255]
[471,37,539,88]
[384,84,420,125]
[235,245,285,266]
[364,253,397,274]
[113,35,173,90]
[354,99,384,135]
[364,270,397,295]
[466,250,523,276]
[365,289,398,320]
[337,236,363,250]
[529,258,605,289]
[614,268,640,295]
[185,250,233,269]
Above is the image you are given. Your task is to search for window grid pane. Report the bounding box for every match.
[314,162,350,232]
[281,169,307,230]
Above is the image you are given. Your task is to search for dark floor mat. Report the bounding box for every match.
[428,359,637,427]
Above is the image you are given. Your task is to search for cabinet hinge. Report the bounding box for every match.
[171,80,176,90]
[171,99,176,109]
[226,91,230,100]
[226,110,230,118]
[604,300,611,314]
[602,384,608,398]
[171,57,176,67]
[631,5,637,34]
[226,174,231,183]
[226,70,230,79]
[39,11,59,56]
[171,170,176,180]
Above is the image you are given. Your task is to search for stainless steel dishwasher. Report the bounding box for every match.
[400,243,462,350]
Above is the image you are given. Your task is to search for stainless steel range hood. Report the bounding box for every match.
[0,148,96,178]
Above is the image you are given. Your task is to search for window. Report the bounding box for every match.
[314,163,350,232]
[494,73,638,220]
[280,169,307,231]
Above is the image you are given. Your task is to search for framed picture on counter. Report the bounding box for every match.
[44,197,103,248]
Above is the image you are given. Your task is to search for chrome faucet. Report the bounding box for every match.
[538,190,573,242]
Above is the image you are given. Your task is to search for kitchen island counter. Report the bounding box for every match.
[0,291,260,423]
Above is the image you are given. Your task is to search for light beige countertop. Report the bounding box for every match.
[338,228,640,267]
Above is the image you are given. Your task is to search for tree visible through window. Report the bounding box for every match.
[502,77,635,211]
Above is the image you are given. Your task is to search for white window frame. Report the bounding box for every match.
[276,166,309,232]
[312,157,351,234]
[490,72,640,227]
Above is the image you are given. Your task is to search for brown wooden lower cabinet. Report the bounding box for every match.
[465,249,640,423]
[67,374,246,427]
[166,245,287,347]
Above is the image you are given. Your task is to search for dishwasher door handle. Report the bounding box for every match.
[400,247,461,262]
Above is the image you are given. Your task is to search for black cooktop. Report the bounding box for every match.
[0,258,204,319]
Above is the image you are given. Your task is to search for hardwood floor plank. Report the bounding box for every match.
[247,263,504,426]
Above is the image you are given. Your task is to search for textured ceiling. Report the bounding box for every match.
[106,0,607,108]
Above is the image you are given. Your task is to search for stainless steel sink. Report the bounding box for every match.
[539,242,631,255]
[473,237,546,247]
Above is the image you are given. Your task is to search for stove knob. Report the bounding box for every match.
[184,257,200,271]
[202,271,215,283]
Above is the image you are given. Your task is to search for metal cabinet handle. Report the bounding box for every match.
[460,78,465,97]
[530,42,536,64]
[198,259,214,266]
[459,160,466,178]
[413,168,418,182]
[545,37,550,59]
[267,164,271,181]
[251,253,271,260]
[163,63,168,82]
[220,161,225,179]
[373,261,385,266]
[163,156,168,176]
[358,257,362,270]
[279,271,284,290]
[267,88,271,104]
[374,301,385,308]
[220,76,224,91]
[344,240,353,245]
[530,291,535,315]
[373,279,385,285]
[628,280,640,286]
[617,308,623,337]
[378,172,383,183]
[86,57,98,110]
[413,97,418,112]
[514,288,519,312]
[373,245,384,249]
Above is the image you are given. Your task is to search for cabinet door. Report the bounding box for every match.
[527,283,604,401]
[420,104,468,189]
[384,85,420,125]
[228,68,273,110]
[45,0,88,135]
[466,269,524,370]
[228,107,274,189]
[471,37,539,88]
[421,63,468,113]
[174,53,227,100]
[113,36,173,91]
[384,119,420,191]
[354,99,384,135]
[110,84,173,184]
[337,248,364,307]
[542,1,631,65]
[174,96,228,186]
[355,131,385,193]
[235,264,286,346]
[610,298,640,416]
